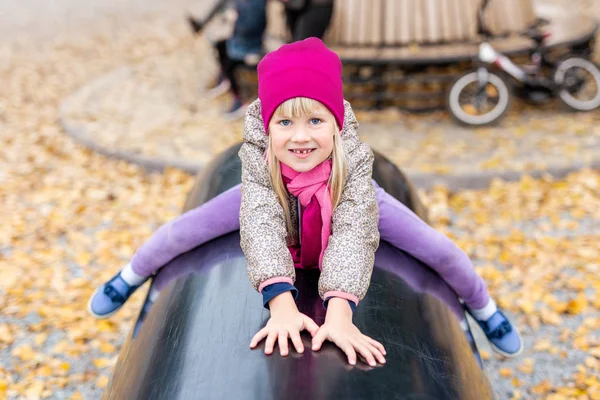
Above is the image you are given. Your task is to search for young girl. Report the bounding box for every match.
[88,38,523,365]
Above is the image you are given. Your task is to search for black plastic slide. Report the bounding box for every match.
[103,144,493,400]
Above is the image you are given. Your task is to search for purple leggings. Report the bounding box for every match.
[131,183,489,309]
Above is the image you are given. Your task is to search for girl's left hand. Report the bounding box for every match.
[311,299,386,367]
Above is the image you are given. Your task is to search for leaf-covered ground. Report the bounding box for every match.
[1,1,600,399]
[421,173,600,399]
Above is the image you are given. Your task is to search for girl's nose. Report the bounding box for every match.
[291,127,310,142]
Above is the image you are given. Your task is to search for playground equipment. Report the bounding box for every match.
[102,144,493,399]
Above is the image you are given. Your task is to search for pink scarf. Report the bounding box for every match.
[281,160,333,270]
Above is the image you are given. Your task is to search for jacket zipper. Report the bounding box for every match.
[297,197,301,245]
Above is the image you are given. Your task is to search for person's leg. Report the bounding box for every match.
[153,232,243,291]
[291,5,333,40]
[131,184,242,277]
[89,185,242,318]
[222,57,244,97]
[285,7,301,40]
[374,181,522,356]
[374,182,490,310]
[206,40,232,97]
[215,40,228,77]
[222,57,248,119]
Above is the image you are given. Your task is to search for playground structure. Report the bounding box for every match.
[103,144,493,399]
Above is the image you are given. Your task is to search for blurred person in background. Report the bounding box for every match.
[189,0,335,120]
[188,0,235,98]
[222,0,267,119]
[281,0,334,41]
[189,0,267,120]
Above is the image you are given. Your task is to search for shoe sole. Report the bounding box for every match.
[224,106,248,121]
[488,328,524,358]
[205,81,231,100]
[87,286,125,319]
[466,314,524,358]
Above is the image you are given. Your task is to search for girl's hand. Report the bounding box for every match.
[312,298,386,367]
[250,292,319,356]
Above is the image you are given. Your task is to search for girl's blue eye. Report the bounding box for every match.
[310,118,322,125]
[279,119,292,126]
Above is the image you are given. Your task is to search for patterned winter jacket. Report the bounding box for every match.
[239,99,380,305]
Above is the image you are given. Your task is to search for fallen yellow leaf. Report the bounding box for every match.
[70,391,84,400]
[517,358,535,374]
[37,366,53,377]
[24,381,45,399]
[531,379,552,395]
[93,358,112,369]
[567,296,588,315]
[34,333,48,347]
[99,342,116,353]
[534,339,552,352]
[0,325,14,345]
[96,375,109,389]
[96,320,118,333]
[584,357,599,369]
[11,344,38,362]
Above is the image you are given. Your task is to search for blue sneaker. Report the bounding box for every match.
[87,273,144,319]
[471,310,523,357]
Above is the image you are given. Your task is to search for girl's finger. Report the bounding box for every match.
[364,336,386,355]
[362,339,386,364]
[312,328,328,351]
[265,331,278,355]
[278,330,290,356]
[350,338,376,367]
[250,327,269,348]
[289,330,304,354]
[340,340,357,365]
[302,315,320,337]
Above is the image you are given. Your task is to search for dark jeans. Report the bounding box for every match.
[214,40,243,98]
[285,4,334,41]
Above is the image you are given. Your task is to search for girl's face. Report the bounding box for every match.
[268,103,338,173]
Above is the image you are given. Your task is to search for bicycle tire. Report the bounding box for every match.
[554,57,600,112]
[446,70,512,127]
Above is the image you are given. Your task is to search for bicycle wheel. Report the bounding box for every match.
[554,57,600,112]
[447,69,511,127]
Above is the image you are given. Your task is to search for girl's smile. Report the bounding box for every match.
[289,148,316,158]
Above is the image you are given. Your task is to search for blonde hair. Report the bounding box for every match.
[266,97,347,232]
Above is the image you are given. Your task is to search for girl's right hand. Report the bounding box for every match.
[249,292,319,356]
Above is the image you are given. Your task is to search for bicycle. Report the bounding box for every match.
[447,0,600,126]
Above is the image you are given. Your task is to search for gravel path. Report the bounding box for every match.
[420,176,600,399]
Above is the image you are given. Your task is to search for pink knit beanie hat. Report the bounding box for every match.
[257,37,345,133]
